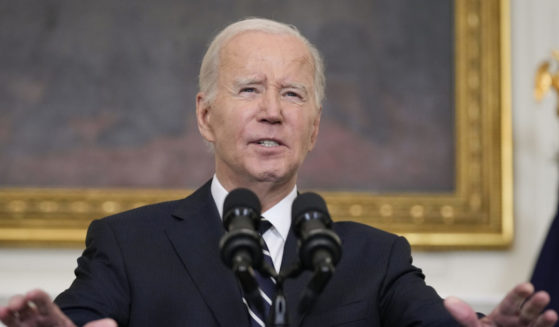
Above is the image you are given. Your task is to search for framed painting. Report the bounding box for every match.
[0,0,511,249]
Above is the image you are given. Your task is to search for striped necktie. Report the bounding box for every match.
[244,217,277,327]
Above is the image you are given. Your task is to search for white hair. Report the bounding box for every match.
[198,17,325,106]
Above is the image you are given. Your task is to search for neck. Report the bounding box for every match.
[216,173,296,212]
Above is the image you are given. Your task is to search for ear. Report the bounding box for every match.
[196,92,216,143]
[308,107,322,151]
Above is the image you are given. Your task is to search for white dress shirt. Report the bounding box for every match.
[211,175,296,272]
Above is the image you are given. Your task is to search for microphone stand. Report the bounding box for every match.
[297,257,334,314]
[229,241,339,327]
[258,262,289,327]
[231,251,336,327]
[232,251,265,316]
[268,279,288,326]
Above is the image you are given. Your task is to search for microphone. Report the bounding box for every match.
[292,192,342,271]
[219,188,265,314]
[292,192,342,313]
[219,188,263,272]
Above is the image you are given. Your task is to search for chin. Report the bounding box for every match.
[244,160,299,183]
[251,168,297,185]
[252,171,284,183]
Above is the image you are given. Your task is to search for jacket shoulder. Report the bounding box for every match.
[97,179,214,227]
[333,220,402,244]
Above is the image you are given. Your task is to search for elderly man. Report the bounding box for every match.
[0,18,557,327]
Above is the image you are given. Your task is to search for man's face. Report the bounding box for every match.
[196,31,321,189]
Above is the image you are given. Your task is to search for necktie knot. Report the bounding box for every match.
[258,217,273,235]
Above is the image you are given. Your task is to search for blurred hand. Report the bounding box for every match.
[445,282,557,327]
[0,289,116,327]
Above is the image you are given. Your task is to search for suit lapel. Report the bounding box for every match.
[281,228,312,327]
[164,181,248,327]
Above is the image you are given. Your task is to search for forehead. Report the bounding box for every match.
[218,31,315,80]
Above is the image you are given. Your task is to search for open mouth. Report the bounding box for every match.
[251,137,286,149]
[258,140,280,147]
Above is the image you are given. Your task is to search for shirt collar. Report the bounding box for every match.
[211,175,229,219]
[211,175,295,242]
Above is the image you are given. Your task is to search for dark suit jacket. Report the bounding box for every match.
[55,180,459,326]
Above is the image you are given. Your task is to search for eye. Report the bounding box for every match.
[284,91,302,99]
[240,87,257,94]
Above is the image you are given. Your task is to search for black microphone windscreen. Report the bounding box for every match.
[292,192,329,220]
[223,188,261,216]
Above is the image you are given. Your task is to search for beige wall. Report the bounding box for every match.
[1,0,559,320]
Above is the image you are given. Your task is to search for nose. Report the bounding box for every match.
[258,91,283,124]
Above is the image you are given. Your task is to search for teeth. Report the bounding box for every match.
[258,140,279,147]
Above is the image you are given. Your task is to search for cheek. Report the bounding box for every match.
[218,114,249,148]
[303,115,318,141]
[292,124,314,154]
[212,106,240,137]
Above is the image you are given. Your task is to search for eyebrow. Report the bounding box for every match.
[233,76,265,88]
[281,82,307,91]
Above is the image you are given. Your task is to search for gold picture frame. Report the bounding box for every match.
[0,0,512,249]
